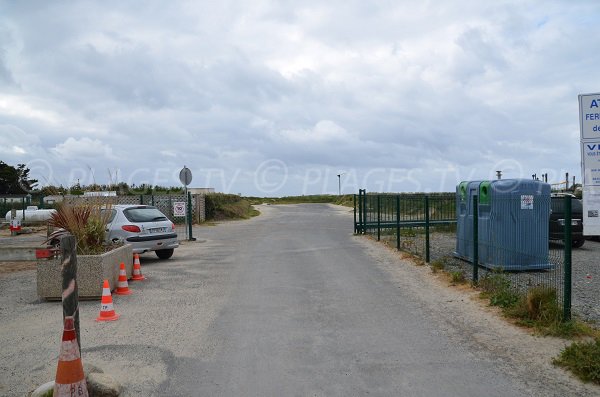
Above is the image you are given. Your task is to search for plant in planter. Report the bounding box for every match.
[46,201,115,254]
[38,200,133,299]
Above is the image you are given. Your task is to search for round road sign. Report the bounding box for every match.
[179,166,192,186]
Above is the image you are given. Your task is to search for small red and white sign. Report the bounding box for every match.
[521,195,534,210]
[173,202,186,217]
[9,218,21,232]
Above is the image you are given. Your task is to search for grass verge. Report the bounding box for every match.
[245,194,354,207]
[475,271,600,383]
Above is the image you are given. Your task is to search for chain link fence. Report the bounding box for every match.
[355,190,573,321]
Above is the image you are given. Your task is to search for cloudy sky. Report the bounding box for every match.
[0,1,598,196]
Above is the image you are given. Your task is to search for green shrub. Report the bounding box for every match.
[554,338,600,384]
[478,273,520,308]
[205,193,258,221]
[430,258,446,273]
[450,270,466,284]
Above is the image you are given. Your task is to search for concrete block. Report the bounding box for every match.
[37,244,133,300]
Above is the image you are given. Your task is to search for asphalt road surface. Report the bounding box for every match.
[2,204,597,396]
[159,204,544,396]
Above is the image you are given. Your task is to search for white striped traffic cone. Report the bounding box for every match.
[54,316,89,396]
[96,279,120,321]
[131,253,145,281]
[115,262,132,295]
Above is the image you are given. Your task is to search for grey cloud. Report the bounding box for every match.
[0,1,597,195]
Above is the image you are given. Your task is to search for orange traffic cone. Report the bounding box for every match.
[54,316,89,396]
[96,279,120,321]
[131,253,145,281]
[115,262,132,295]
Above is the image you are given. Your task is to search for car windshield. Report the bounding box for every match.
[123,207,168,222]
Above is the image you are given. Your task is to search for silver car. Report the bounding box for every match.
[103,205,179,259]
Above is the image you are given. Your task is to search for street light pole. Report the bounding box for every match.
[337,173,345,196]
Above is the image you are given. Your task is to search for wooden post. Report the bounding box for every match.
[60,235,81,350]
[10,208,16,236]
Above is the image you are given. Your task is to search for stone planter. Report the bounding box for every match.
[37,244,133,300]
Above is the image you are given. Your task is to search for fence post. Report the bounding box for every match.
[60,235,81,351]
[472,194,479,284]
[363,191,368,235]
[353,194,357,233]
[563,195,572,321]
[396,195,401,250]
[187,192,195,241]
[357,191,361,233]
[376,195,381,241]
[425,195,430,263]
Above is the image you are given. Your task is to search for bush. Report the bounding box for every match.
[47,201,113,255]
[205,193,258,221]
[450,270,466,284]
[430,258,446,273]
[554,338,600,384]
[525,287,562,325]
[478,272,520,308]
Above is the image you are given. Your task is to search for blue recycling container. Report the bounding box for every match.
[455,179,552,271]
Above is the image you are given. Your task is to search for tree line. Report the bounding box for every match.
[0,161,184,196]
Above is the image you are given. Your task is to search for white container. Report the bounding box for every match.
[5,207,56,222]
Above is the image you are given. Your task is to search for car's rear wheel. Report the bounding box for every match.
[572,239,585,248]
[156,249,174,259]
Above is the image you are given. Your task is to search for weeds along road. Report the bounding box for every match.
[1,204,598,396]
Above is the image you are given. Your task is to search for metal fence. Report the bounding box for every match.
[0,196,33,220]
[354,190,572,321]
[61,194,204,242]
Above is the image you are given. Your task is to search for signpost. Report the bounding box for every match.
[579,93,600,235]
[179,166,195,241]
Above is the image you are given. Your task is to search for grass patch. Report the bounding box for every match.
[553,338,600,384]
[505,286,563,329]
[478,272,520,308]
[477,273,596,338]
[430,258,446,273]
[205,193,259,221]
[450,270,466,284]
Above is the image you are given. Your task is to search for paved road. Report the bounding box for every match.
[161,204,531,396]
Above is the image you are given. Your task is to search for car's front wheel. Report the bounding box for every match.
[155,249,174,259]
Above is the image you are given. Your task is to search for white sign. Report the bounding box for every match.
[581,140,600,186]
[580,93,600,235]
[579,93,600,140]
[520,195,533,210]
[583,186,600,235]
[173,201,186,217]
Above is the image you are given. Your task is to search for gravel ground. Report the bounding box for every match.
[382,231,600,326]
